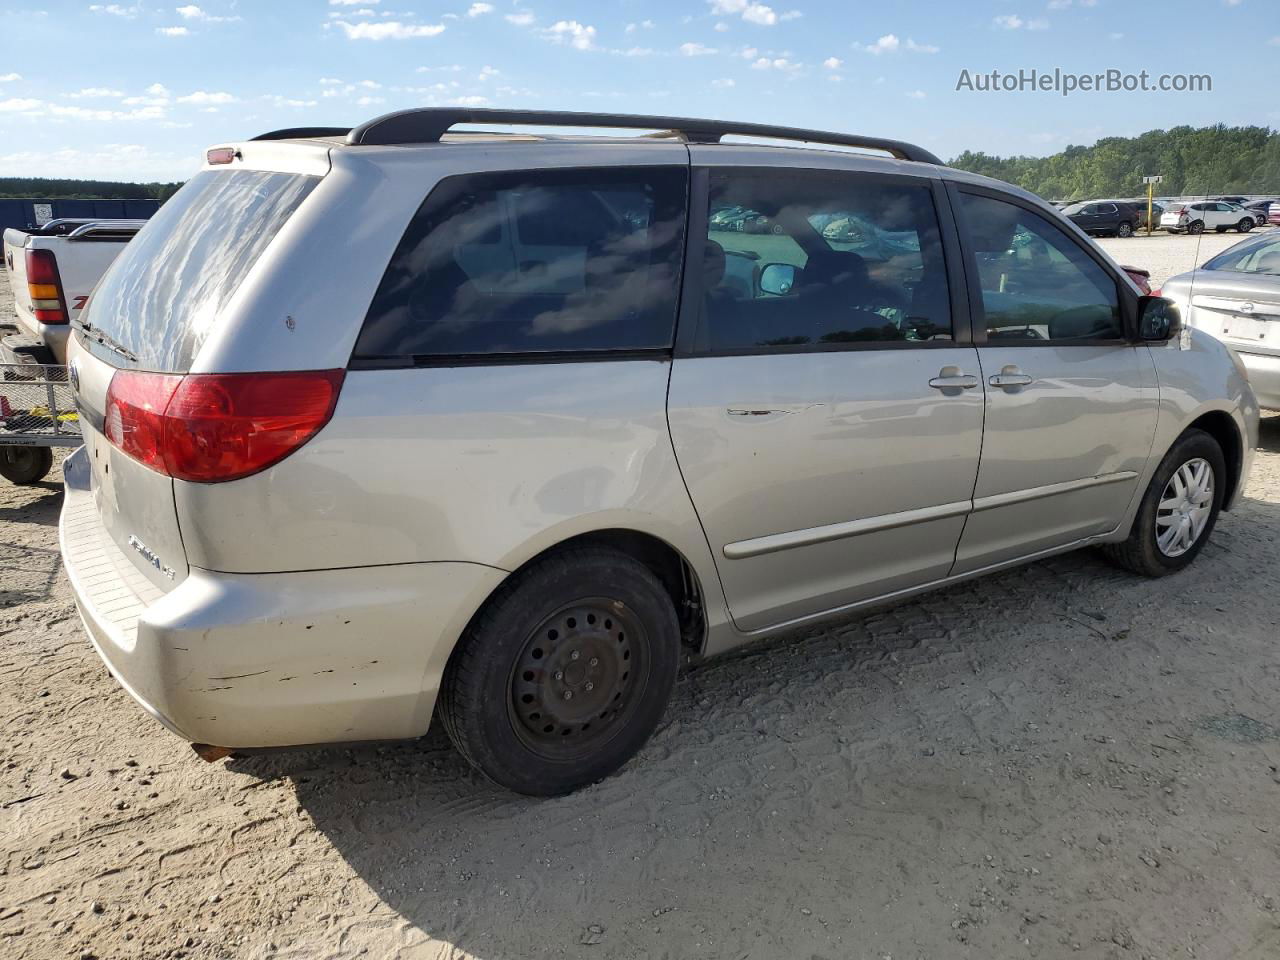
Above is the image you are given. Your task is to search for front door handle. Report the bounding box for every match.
[989,364,1034,389]
[928,365,979,391]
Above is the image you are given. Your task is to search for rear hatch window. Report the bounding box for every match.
[81,169,318,372]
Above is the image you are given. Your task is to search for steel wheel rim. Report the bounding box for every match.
[1155,457,1214,558]
[508,599,647,761]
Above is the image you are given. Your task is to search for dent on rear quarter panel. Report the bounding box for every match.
[172,360,732,631]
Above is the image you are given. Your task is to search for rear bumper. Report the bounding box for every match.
[6,311,68,364]
[59,446,506,748]
[1235,348,1280,411]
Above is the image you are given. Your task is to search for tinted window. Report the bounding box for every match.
[959,193,1122,342]
[84,170,318,372]
[355,167,687,359]
[695,172,951,352]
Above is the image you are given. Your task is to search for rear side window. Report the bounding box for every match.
[354,167,688,361]
[84,170,318,372]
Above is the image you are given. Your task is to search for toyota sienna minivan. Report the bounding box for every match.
[60,109,1259,795]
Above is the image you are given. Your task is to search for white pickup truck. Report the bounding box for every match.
[2,218,146,365]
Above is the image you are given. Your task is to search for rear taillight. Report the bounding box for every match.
[1151,288,1162,298]
[25,248,68,324]
[105,369,344,482]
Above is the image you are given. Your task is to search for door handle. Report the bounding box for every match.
[928,365,979,390]
[989,365,1034,389]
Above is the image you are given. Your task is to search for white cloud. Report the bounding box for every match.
[147,83,170,97]
[542,20,597,50]
[176,90,236,104]
[860,33,898,54]
[452,95,489,107]
[709,0,783,26]
[467,2,493,15]
[712,77,735,88]
[751,57,799,70]
[175,4,242,22]
[263,95,319,107]
[680,41,718,56]
[1268,36,1280,46]
[625,20,654,33]
[0,144,197,181]
[0,73,23,83]
[905,38,939,53]
[319,76,343,85]
[714,21,729,31]
[779,9,801,19]
[156,25,190,35]
[331,20,446,39]
[994,14,1049,30]
[0,97,41,113]
[355,95,385,105]
[505,11,535,26]
[45,103,166,122]
[822,56,841,69]
[70,87,125,98]
[330,0,377,4]
[89,4,139,17]
[905,89,926,99]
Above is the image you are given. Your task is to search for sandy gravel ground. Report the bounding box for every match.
[1095,227,1271,289]
[3,252,1280,960]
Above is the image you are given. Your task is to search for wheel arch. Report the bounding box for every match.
[1184,409,1244,511]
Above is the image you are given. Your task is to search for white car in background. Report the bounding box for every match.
[2,219,146,365]
[1160,201,1257,236]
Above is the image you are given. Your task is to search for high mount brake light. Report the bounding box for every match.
[25,248,68,324]
[105,369,345,482]
[206,147,238,165]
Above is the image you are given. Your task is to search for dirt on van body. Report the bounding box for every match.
[3,276,1280,960]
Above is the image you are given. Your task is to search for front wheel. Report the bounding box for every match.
[1101,429,1225,577]
[438,546,680,796]
[1117,221,1134,238]
[1237,218,1253,233]
[0,446,53,485]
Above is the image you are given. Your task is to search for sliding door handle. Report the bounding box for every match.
[928,365,979,390]
[989,365,1034,389]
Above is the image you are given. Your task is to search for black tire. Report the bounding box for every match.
[1117,221,1134,238]
[1101,429,1226,577]
[438,546,680,796]
[0,446,53,485]
[1215,226,1228,233]
[1188,220,1205,235]
[1237,218,1253,233]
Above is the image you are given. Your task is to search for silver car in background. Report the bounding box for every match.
[59,110,1258,796]
[1162,230,1280,410]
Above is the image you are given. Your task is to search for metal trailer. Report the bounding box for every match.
[0,363,81,485]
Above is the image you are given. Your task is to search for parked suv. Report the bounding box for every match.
[60,110,1259,796]
[1061,200,1140,237]
[1161,201,1257,235]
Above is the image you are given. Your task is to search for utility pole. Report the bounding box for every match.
[1142,175,1163,236]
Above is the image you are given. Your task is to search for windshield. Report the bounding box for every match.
[82,169,318,371]
[1203,234,1280,276]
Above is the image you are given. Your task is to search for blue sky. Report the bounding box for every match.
[0,0,1276,182]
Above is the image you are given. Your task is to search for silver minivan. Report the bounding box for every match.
[60,110,1259,795]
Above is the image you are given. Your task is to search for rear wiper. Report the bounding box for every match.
[72,318,139,363]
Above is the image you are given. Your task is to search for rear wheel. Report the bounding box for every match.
[1237,218,1253,233]
[1101,429,1225,577]
[1116,221,1134,238]
[438,546,680,796]
[1187,220,1205,235]
[0,446,53,485]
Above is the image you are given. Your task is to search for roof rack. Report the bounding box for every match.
[251,126,353,142]
[338,109,942,164]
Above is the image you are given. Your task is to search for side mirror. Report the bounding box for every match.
[1138,295,1182,342]
[759,262,797,296]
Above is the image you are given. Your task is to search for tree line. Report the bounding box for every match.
[949,125,1280,201]
[0,177,184,201]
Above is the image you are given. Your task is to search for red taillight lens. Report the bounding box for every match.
[25,248,68,324]
[1151,288,1162,298]
[105,369,344,482]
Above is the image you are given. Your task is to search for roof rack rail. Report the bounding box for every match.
[251,126,353,142]
[343,108,942,164]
